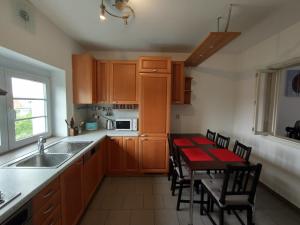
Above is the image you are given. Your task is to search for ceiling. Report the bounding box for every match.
[29,0,299,53]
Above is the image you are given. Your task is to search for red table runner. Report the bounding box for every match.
[174,138,194,146]
[192,137,215,145]
[182,147,213,161]
[209,149,245,162]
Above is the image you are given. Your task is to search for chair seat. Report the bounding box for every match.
[176,166,210,181]
[201,178,251,207]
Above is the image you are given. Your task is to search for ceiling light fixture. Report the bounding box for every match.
[99,0,135,25]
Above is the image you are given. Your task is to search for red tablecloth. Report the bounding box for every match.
[182,147,213,161]
[209,149,245,162]
[192,137,215,145]
[174,138,194,146]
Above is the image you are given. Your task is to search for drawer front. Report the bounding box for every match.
[33,191,61,225]
[41,206,61,225]
[33,178,60,210]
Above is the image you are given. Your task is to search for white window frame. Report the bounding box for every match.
[3,68,52,150]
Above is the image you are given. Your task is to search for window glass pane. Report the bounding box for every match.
[15,117,46,141]
[14,100,46,119]
[12,77,46,99]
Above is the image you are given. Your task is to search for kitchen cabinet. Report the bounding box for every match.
[139,72,171,136]
[96,60,110,103]
[139,137,168,173]
[32,178,61,225]
[72,54,97,104]
[139,56,171,73]
[110,61,138,104]
[83,147,99,205]
[171,61,185,104]
[123,137,139,172]
[61,157,85,225]
[96,139,106,183]
[107,137,124,173]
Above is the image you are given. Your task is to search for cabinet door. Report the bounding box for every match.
[107,137,124,173]
[139,137,168,173]
[96,61,110,103]
[123,137,139,172]
[171,61,185,104]
[96,140,106,184]
[139,73,171,135]
[61,158,84,225]
[83,148,98,205]
[110,61,138,104]
[138,57,171,73]
[72,54,96,104]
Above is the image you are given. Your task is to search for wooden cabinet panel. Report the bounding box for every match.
[171,61,185,104]
[72,54,96,104]
[96,61,110,103]
[123,137,139,172]
[139,57,171,73]
[61,158,84,225]
[139,73,171,135]
[83,148,99,205]
[110,61,138,104]
[139,137,168,173]
[107,137,124,173]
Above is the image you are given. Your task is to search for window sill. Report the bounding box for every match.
[264,134,300,148]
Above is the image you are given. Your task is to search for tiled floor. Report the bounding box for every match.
[79,176,300,225]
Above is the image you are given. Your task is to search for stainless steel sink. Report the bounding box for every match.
[45,141,92,155]
[15,153,71,168]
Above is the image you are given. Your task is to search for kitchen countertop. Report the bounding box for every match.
[0,129,139,223]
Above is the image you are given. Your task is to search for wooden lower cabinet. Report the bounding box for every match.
[139,136,168,173]
[123,137,139,172]
[107,137,124,173]
[61,158,85,225]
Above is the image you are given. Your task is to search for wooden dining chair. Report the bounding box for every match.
[206,129,216,142]
[167,133,176,181]
[200,163,262,225]
[233,141,252,162]
[215,134,230,149]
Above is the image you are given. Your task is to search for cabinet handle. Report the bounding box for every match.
[152,69,157,72]
[43,205,54,215]
[140,134,147,137]
[43,189,54,199]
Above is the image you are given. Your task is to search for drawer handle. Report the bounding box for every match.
[140,134,147,137]
[152,69,157,72]
[43,205,54,215]
[43,190,54,199]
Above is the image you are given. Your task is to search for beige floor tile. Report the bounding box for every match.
[106,210,131,225]
[97,194,124,210]
[136,182,153,194]
[153,182,171,194]
[143,195,165,209]
[154,209,180,225]
[79,210,109,225]
[122,194,143,209]
[162,195,178,209]
[130,210,154,225]
[116,183,137,195]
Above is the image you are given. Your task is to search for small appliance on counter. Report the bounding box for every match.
[106,119,114,130]
[115,118,138,131]
[85,121,98,131]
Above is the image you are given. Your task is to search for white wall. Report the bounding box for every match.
[0,0,83,121]
[233,20,300,208]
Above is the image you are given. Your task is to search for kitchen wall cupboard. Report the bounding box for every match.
[171,61,185,104]
[184,77,192,104]
[139,136,168,173]
[72,54,97,104]
[110,61,138,104]
[61,157,85,225]
[139,56,171,73]
[96,61,110,104]
[32,178,61,225]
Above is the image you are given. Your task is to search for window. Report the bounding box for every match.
[0,68,51,152]
[254,62,300,143]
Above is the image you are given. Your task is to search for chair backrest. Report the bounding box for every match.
[233,141,252,161]
[167,133,174,157]
[172,144,185,178]
[219,163,262,205]
[215,134,230,149]
[206,129,216,142]
[295,120,300,129]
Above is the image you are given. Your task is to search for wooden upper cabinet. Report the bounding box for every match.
[139,73,171,136]
[110,61,138,104]
[123,137,139,172]
[139,137,168,173]
[171,61,185,104]
[139,57,171,73]
[96,61,110,104]
[107,137,124,173]
[72,54,96,104]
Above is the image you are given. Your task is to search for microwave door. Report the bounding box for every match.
[116,120,131,130]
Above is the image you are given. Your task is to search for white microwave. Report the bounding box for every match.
[115,118,138,131]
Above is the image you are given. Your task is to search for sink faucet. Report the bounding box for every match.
[38,136,46,154]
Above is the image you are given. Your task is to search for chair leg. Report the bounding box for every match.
[168,160,173,180]
[176,182,183,210]
[219,208,224,225]
[247,207,253,225]
[200,184,204,215]
[171,172,177,195]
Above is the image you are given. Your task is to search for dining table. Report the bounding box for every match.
[172,133,248,225]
